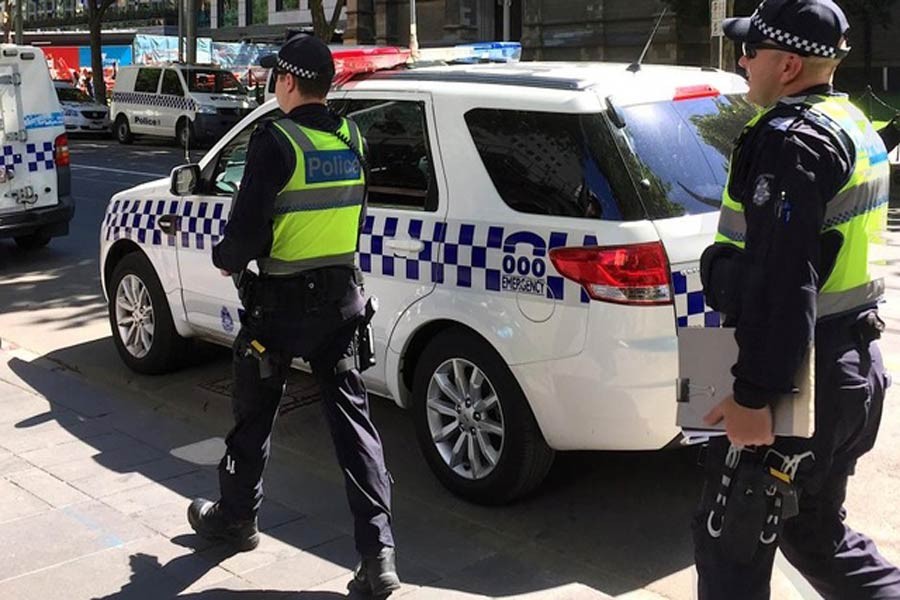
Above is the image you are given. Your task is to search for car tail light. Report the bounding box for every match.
[673,84,720,101]
[549,242,672,305]
[54,133,70,167]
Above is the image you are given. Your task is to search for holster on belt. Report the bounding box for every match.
[853,310,884,345]
[355,296,378,372]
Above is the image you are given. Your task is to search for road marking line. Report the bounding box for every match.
[71,164,166,178]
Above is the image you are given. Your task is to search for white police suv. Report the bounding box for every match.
[100,59,754,504]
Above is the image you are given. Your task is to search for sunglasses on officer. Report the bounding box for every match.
[742,41,807,59]
[267,66,289,94]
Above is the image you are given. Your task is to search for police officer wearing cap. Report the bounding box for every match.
[186,35,400,596]
[692,0,900,597]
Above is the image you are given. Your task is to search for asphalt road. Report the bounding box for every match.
[1,136,898,599]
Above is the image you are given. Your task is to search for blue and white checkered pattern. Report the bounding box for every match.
[359,215,572,302]
[672,268,721,328]
[112,92,198,112]
[104,198,226,249]
[1,142,56,174]
[105,199,722,325]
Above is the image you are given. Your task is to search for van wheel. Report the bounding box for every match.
[108,252,189,374]
[14,232,51,250]
[116,116,133,144]
[412,329,555,505]
[177,119,195,149]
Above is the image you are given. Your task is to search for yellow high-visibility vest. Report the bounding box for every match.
[258,116,365,275]
[714,94,889,318]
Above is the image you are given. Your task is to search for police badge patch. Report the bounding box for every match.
[752,175,773,206]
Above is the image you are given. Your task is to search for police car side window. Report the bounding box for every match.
[209,109,284,195]
[135,68,162,94]
[161,70,184,97]
[331,99,437,212]
[464,109,641,220]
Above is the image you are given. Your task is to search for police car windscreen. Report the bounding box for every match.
[185,69,246,95]
[56,87,93,103]
[620,94,756,218]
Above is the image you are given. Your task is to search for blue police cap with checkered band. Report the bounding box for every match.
[723,0,850,59]
[259,34,335,83]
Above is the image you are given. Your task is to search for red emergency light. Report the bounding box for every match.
[332,46,411,85]
[673,84,720,101]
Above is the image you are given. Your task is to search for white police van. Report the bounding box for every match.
[0,44,73,250]
[110,64,256,148]
[99,58,754,504]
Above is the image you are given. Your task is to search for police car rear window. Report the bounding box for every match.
[465,109,645,221]
[619,94,756,218]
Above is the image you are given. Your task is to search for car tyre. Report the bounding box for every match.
[108,252,189,374]
[412,328,555,505]
[115,115,133,144]
[14,232,51,250]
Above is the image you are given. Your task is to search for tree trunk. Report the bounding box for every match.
[89,15,105,104]
[309,0,347,42]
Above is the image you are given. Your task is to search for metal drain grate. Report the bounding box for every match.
[198,372,322,416]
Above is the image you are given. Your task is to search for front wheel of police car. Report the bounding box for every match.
[108,252,189,374]
[412,329,555,504]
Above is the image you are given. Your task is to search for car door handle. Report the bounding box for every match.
[384,239,424,255]
[157,214,179,235]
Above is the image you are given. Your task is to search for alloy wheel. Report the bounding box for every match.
[114,274,155,359]
[425,358,505,480]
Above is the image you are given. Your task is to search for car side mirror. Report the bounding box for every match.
[171,164,201,196]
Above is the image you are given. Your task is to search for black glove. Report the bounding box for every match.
[700,243,744,319]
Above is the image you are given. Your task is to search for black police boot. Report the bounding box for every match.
[187,498,259,552]
[349,546,401,598]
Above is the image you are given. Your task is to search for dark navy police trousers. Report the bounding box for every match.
[693,314,900,599]
[217,270,394,557]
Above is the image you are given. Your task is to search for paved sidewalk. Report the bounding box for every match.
[0,346,620,600]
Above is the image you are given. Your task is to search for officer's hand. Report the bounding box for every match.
[220,269,231,277]
[703,394,775,447]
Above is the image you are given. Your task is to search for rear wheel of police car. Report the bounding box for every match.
[108,252,189,374]
[412,329,555,504]
[115,115,133,144]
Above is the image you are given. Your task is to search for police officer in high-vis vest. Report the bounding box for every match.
[187,35,400,597]
[693,0,900,597]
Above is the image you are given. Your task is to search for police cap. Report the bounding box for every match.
[259,34,335,84]
[722,0,850,59]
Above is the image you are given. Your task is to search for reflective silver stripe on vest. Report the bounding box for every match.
[823,181,890,229]
[275,119,316,153]
[717,205,747,242]
[258,251,357,275]
[273,185,366,215]
[818,278,884,317]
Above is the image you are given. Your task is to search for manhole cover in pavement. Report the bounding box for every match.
[198,371,322,416]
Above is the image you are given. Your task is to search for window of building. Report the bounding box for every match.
[161,70,184,96]
[332,98,438,211]
[134,68,162,94]
[248,0,267,24]
[464,109,642,220]
[275,0,299,11]
[217,0,238,27]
